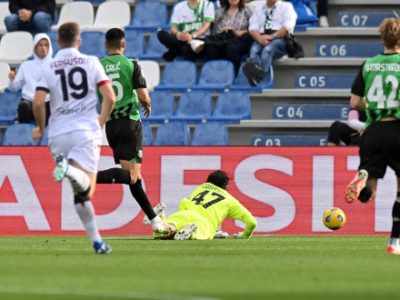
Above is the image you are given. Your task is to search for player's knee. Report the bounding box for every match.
[75,186,92,201]
[129,173,140,185]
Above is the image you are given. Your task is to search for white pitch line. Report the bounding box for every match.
[0,287,221,300]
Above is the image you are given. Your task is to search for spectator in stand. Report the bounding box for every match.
[8,33,52,124]
[327,110,366,146]
[242,0,297,86]
[4,0,56,34]
[157,0,217,61]
[317,0,329,27]
[204,0,252,74]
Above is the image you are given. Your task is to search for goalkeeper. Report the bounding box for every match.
[145,170,257,240]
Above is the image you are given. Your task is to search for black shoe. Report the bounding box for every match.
[243,62,266,86]
[162,50,176,62]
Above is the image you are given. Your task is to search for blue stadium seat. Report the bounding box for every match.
[156,61,197,92]
[193,60,235,92]
[39,126,49,146]
[47,31,60,55]
[80,31,106,57]
[127,1,168,30]
[153,122,190,145]
[142,122,153,146]
[0,92,20,125]
[124,29,145,59]
[251,134,327,146]
[230,64,273,92]
[315,41,383,58]
[141,31,168,60]
[191,122,228,146]
[3,123,38,145]
[294,73,356,89]
[272,104,350,120]
[146,91,174,122]
[170,91,212,122]
[210,92,251,123]
[338,11,394,27]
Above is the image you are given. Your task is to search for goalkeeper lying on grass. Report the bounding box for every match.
[144,170,257,240]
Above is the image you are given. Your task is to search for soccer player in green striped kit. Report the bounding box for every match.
[345,18,400,255]
[97,28,173,235]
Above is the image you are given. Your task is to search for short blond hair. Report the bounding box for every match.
[379,18,400,49]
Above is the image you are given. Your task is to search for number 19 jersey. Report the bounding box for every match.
[37,48,110,139]
[362,53,400,125]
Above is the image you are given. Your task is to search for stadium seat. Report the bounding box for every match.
[272,104,350,120]
[107,0,135,3]
[0,2,10,34]
[230,63,273,92]
[191,122,228,146]
[210,92,251,123]
[124,29,144,59]
[79,31,106,57]
[153,122,190,146]
[127,1,168,30]
[338,11,394,27]
[137,60,160,91]
[86,1,131,31]
[141,31,168,60]
[0,32,33,65]
[0,62,10,91]
[51,1,94,31]
[47,31,60,54]
[251,134,327,146]
[142,122,152,145]
[170,91,212,122]
[146,91,174,122]
[315,41,383,58]
[294,73,356,89]
[0,92,20,125]
[39,127,49,146]
[193,60,235,92]
[3,123,38,145]
[156,61,197,92]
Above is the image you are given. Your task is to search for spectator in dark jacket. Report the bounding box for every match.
[4,0,56,34]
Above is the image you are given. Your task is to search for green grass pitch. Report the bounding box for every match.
[0,235,398,300]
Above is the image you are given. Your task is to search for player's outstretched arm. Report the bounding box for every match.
[98,83,115,128]
[228,200,257,239]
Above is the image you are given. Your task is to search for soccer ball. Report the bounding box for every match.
[322,207,346,230]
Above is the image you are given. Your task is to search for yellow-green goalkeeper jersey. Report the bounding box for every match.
[180,183,257,238]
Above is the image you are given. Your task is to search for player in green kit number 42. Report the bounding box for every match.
[97,28,173,235]
[144,170,257,240]
[345,18,400,255]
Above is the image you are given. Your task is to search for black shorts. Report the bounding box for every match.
[105,118,143,164]
[359,120,400,178]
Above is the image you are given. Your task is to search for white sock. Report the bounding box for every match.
[75,201,102,243]
[66,165,90,193]
[151,215,163,224]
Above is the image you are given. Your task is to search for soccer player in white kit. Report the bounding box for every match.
[32,22,116,254]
